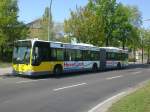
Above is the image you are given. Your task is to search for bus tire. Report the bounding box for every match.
[117,62,121,69]
[53,65,63,76]
[92,63,98,72]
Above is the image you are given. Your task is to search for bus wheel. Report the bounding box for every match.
[117,62,121,69]
[53,65,63,76]
[92,63,98,72]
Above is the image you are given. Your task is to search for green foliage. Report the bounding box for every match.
[0,0,29,61]
[142,29,150,49]
[93,0,117,46]
[125,6,142,49]
[112,3,133,49]
[142,29,150,62]
[64,0,142,49]
[64,6,104,46]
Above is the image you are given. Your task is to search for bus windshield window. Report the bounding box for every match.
[13,41,31,64]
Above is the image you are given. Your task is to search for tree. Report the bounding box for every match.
[0,0,29,61]
[92,0,117,46]
[142,29,150,63]
[40,7,54,41]
[64,0,118,46]
[64,0,142,50]
[126,5,142,48]
[111,4,142,49]
[112,3,133,49]
[64,6,104,46]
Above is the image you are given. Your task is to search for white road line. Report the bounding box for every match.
[16,79,51,84]
[16,80,38,84]
[88,91,126,112]
[53,83,87,91]
[106,75,123,80]
[132,71,142,75]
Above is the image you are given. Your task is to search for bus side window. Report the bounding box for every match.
[111,52,115,60]
[51,48,56,60]
[70,49,76,61]
[41,47,50,61]
[118,53,122,61]
[82,50,90,61]
[64,49,71,61]
[91,51,99,61]
[106,52,110,60]
[76,50,82,61]
[57,49,64,61]
[114,53,118,60]
[51,48,64,61]
[33,42,50,62]
[82,50,86,61]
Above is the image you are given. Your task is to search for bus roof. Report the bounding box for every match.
[16,39,128,53]
[100,47,128,53]
[16,39,99,51]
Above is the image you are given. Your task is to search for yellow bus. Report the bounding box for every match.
[12,39,128,76]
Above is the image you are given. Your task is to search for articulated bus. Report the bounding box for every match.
[12,39,128,76]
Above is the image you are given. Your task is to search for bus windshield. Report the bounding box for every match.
[13,41,31,64]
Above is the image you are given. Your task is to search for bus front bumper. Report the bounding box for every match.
[12,70,51,76]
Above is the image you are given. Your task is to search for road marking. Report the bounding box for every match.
[53,83,87,91]
[16,80,38,84]
[16,79,51,84]
[132,71,142,75]
[106,75,123,80]
[88,91,126,112]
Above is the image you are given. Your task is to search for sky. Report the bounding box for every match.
[18,0,150,28]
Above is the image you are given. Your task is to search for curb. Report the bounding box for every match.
[88,80,150,112]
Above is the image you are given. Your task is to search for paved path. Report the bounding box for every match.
[0,67,12,76]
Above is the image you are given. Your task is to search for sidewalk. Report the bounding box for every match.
[0,67,12,76]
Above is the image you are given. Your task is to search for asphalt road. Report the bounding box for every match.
[0,64,150,112]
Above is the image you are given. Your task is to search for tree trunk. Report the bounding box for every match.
[122,39,126,50]
[0,45,4,61]
[142,46,144,64]
[106,37,109,47]
[133,47,136,63]
[147,48,150,64]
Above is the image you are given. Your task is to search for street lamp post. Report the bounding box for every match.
[48,0,53,41]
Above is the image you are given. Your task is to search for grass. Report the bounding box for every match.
[108,82,150,112]
[0,61,11,68]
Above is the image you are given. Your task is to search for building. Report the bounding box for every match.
[27,19,42,39]
[27,19,64,40]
